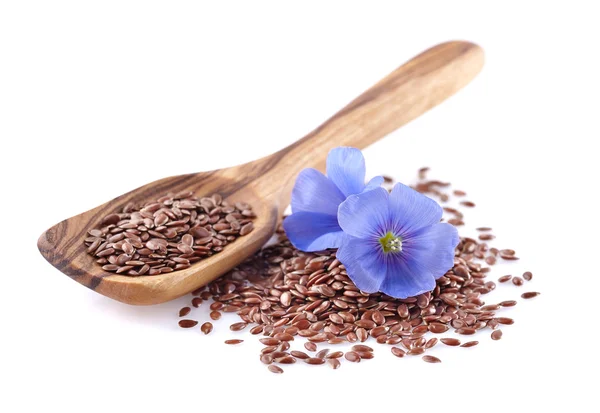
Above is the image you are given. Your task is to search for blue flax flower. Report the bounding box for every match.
[283,147,383,251]
[336,183,459,298]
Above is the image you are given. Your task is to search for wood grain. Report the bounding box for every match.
[38,41,484,305]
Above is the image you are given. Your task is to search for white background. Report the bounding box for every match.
[1,1,599,412]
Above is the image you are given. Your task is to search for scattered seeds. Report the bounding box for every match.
[173,167,538,373]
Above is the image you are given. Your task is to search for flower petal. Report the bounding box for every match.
[379,253,437,299]
[283,211,344,252]
[338,188,390,239]
[336,235,386,293]
[389,183,443,236]
[364,175,384,191]
[402,223,459,278]
[291,168,346,215]
[326,147,367,197]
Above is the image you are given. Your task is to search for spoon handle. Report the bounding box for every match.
[261,41,484,205]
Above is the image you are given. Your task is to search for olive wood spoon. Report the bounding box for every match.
[38,41,484,305]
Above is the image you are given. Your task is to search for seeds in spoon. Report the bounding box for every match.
[83,192,255,276]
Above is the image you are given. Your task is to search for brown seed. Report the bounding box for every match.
[326,351,344,359]
[476,227,492,231]
[329,313,344,324]
[260,354,273,365]
[522,271,533,281]
[200,322,213,334]
[441,338,461,346]
[178,307,191,317]
[304,342,317,352]
[422,355,441,363]
[273,333,294,342]
[260,338,281,346]
[391,347,405,358]
[372,311,385,325]
[344,351,361,362]
[491,330,503,340]
[456,327,477,335]
[351,345,373,353]
[275,356,296,364]
[521,291,540,299]
[460,341,479,348]
[305,357,326,365]
[479,233,495,241]
[280,291,291,307]
[290,351,309,359]
[268,365,284,374]
[407,347,425,355]
[356,351,374,360]
[224,339,243,345]
[512,277,524,286]
[240,222,254,236]
[191,297,202,308]
[178,319,198,328]
[210,311,221,320]
[397,304,409,318]
[460,201,476,207]
[497,317,514,325]
[328,358,341,369]
[498,275,512,283]
[230,322,247,331]
[355,319,377,329]
[356,328,368,342]
[425,338,438,349]
[499,300,517,307]
[428,323,449,334]
[370,326,388,337]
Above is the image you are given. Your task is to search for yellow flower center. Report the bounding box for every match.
[379,232,402,253]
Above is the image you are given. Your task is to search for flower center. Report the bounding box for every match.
[379,232,402,254]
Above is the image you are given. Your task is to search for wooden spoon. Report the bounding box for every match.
[38,41,484,305]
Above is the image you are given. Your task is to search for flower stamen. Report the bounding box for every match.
[379,232,402,253]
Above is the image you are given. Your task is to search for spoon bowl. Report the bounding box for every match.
[38,41,484,305]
